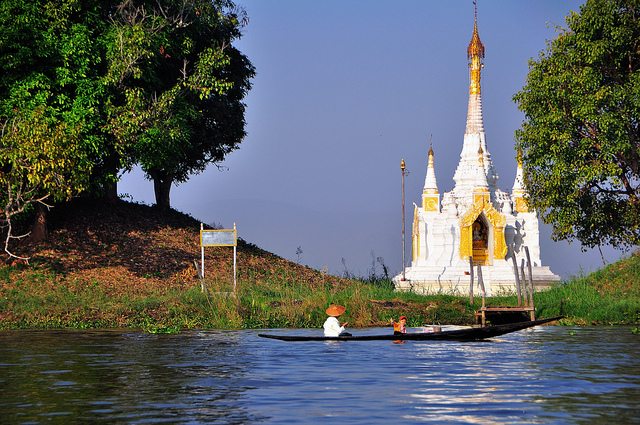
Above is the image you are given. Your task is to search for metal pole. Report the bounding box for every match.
[200,223,205,279]
[477,264,486,327]
[520,258,528,306]
[511,250,522,306]
[233,223,237,295]
[401,159,406,281]
[525,246,535,317]
[477,264,486,307]
[469,256,474,305]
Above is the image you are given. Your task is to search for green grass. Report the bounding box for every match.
[481,252,640,326]
[0,268,475,332]
[533,254,640,325]
[1,253,638,332]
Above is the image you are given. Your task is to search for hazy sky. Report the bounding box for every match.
[120,0,628,279]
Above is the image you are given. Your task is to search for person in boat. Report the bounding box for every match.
[390,316,407,335]
[323,304,351,337]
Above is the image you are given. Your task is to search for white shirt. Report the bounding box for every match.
[323,316,345,337]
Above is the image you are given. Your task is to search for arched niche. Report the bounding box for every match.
[459,200,507,263]
[472,216,489,265]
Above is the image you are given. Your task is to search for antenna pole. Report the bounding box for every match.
[401,159,407,281]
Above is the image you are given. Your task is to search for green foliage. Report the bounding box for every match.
[104,0,255,209]
[513,0,640,248]
[0,0,255,258]
[0,0,111,256]
[1,107,91,198]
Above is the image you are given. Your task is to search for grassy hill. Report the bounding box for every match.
[0,200,638,331]
[533,250,640,325]
[9,199,346,293]
[1,200,476,331]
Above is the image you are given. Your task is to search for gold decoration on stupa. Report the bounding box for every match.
[467,2,485,95]
[394,0,560,291]
[421,141,440,212]
[516,149,523,167]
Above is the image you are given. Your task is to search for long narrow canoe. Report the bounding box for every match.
[258,316,563,342]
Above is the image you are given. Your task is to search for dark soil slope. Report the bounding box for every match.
[11,200,345,293]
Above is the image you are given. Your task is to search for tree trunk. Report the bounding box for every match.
[30,203,48,243]
[96,152,120,203]
[103,180,119,204]
[153,175,172,211]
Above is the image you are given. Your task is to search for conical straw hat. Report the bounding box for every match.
[325,304,346,317]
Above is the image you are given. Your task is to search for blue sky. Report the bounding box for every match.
[120,0,627,279]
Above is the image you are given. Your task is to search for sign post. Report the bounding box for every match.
[200,223,238,294]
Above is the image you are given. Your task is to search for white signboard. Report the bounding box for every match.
[201,229,237,247]
[200,223,237,293]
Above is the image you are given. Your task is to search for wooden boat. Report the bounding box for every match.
[258,316,563,342]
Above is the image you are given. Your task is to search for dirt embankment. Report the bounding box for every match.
[6,200,346,294]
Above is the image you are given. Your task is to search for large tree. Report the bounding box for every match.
[106,0,254,210]
[0,0,112,255]
[0,0,254,259]
[513,0,640,249]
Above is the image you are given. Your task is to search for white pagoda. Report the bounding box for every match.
[394,11,560,295]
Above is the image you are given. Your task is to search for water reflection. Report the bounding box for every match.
[0,330,259,423]
[0,327,638,424]
[404,328,640,424]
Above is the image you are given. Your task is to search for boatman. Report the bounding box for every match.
[390,316,407,335]
[323,304,351,337]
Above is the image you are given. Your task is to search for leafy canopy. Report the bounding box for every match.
[0,0,110,257]
[513,0,640,249]
[0,0,255,257]
[105,0,255,208]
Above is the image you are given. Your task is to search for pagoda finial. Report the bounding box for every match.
[516,149,523,167]
[423,136,439,197]
[513,150,525,193]
[512,151,527,212]
[467,0,484,95]
[474,0,479,25]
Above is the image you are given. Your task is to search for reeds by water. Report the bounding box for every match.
[1,252,638,332]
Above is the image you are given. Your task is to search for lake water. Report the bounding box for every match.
[1,326,639,424]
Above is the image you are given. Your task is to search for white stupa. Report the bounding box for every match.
[394,10,560,295]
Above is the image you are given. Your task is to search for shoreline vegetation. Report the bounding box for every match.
[1,201,638,333]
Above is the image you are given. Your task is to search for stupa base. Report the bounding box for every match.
[392,263,560,296]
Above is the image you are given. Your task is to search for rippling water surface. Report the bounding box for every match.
[1,326,638,424]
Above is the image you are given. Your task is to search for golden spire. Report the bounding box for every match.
[467,1,485,95]
[516,149,523,167]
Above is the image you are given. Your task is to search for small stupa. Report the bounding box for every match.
[394,6,560,295]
